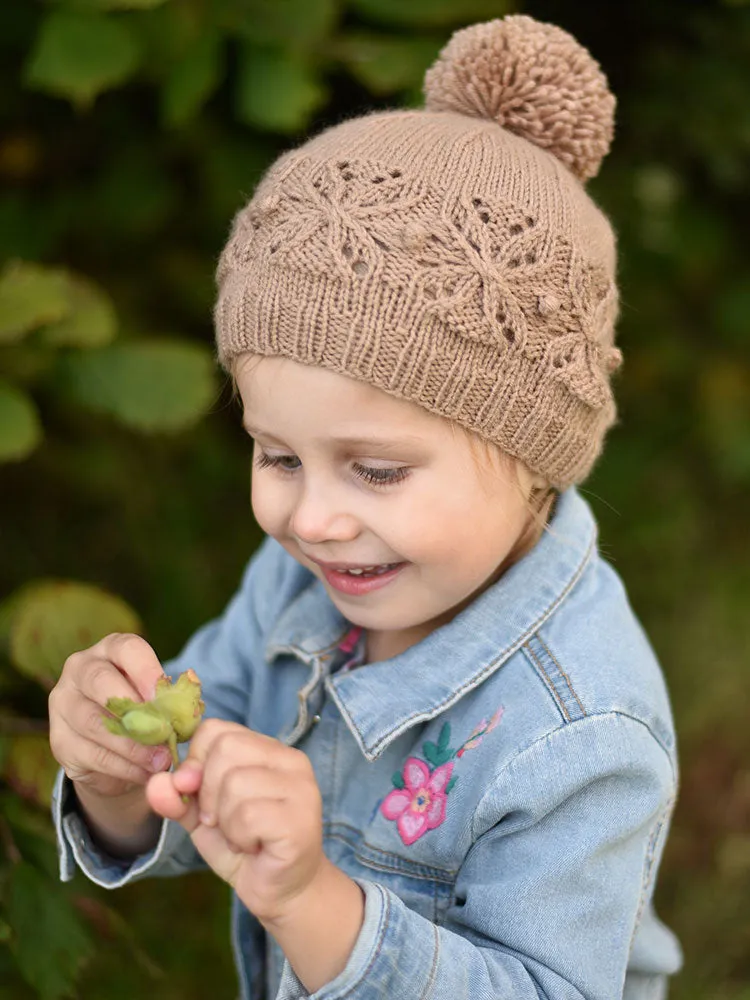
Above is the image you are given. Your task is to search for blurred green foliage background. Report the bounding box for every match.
[0,0,748,996]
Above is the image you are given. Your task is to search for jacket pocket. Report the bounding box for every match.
[325,821,455,925]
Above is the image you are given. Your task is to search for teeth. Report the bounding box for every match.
[343,564,396,576]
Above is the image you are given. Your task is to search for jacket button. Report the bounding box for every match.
[312,714,321,725]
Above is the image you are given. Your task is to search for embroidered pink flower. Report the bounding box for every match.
[381,758,454,845]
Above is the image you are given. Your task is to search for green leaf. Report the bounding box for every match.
[3,735,59,808]
[422,740,439,766]
[0,380,43,463]
[0,261,70,344]
[437,721,451,750]
[336,33,441,95]
[162,30,223,127]
[8,862,93,1000]
[8,580,142,688]
[0,589,27,660]
[391,770,405,789]
[445,776,457,794]
[25,10,141,109]
[216,0,337,46]
[58,340,218,432]
[349,0,512,28]
[37,275,117,348]
[236,44,327,134]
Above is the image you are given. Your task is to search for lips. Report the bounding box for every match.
[318,561,407,595]
[309,558,400,573]
[336,564,399,576]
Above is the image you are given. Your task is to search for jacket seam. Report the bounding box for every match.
[521,642,572,722]
[536,634,587,718]
[418,922,440,1000]
[633,791,676,936]
[327,821,457,881]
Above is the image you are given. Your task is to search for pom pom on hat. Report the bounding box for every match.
[424,15,615,181]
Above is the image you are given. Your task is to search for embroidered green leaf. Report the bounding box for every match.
[445,776,457,794]
[391,770,405,790]
[437,721,451,750]
[423,740,454,768]
[424,724,456,766]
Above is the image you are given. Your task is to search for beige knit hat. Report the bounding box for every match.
[215,15,623,490]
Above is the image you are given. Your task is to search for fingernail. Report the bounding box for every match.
[199,811,216,827]
[150,748,171,771]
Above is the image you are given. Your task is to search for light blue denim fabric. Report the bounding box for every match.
[52,486,683,999]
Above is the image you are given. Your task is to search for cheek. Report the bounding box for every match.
[250,476,287,536]
[406,491,525,568]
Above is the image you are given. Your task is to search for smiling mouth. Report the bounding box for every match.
[338,564,401,577]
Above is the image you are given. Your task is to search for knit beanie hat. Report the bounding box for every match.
[215,15,623,490]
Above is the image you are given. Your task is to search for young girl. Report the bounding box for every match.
[49,15,683,999]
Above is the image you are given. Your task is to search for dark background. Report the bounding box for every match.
[0,0,748,997]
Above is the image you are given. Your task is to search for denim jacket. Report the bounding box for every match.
[53,486,683,999]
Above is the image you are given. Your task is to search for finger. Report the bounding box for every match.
[173,761,203,797]
[185,718,253,766]
[63,653,144,712]
[92,632,166,702]
[62,695,172,774]
[55,719,155,787]
[146,771,201,832]
[220,799,298,856]
[189,723,304,825]
[205,765,288,828]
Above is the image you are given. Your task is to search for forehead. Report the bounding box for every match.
[235,354,446,437]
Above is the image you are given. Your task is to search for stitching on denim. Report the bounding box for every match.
[366,533,596,755]
[634,794,675,934]
[332,884,390,1000]
[326,822,457,881]
[537,634,587,718]
[418,922,441,1000]
[267,628,349,665]
[522,642,571,722]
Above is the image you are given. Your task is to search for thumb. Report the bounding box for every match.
[146,767,202,832]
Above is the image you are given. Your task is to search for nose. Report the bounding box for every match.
[289,480,359,546]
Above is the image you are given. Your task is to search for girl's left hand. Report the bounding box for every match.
[146,719,326,924]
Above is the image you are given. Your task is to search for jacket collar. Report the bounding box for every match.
[265,486,597,760]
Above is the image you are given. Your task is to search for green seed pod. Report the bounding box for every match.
[103,700,173,745]
[103,669,205,777]
[152,668,205,742]
[120,705,174,744]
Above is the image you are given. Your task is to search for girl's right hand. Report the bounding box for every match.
[48,632,173,799]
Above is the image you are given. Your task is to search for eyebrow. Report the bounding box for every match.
[243,422,426,452]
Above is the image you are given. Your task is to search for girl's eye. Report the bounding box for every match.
[254,452,300,473]
[352,463,409,487]
[253,451,409,487]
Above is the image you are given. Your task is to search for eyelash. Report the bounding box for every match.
[253,451,410,488]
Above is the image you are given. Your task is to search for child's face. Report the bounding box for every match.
[236,355,540,661]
